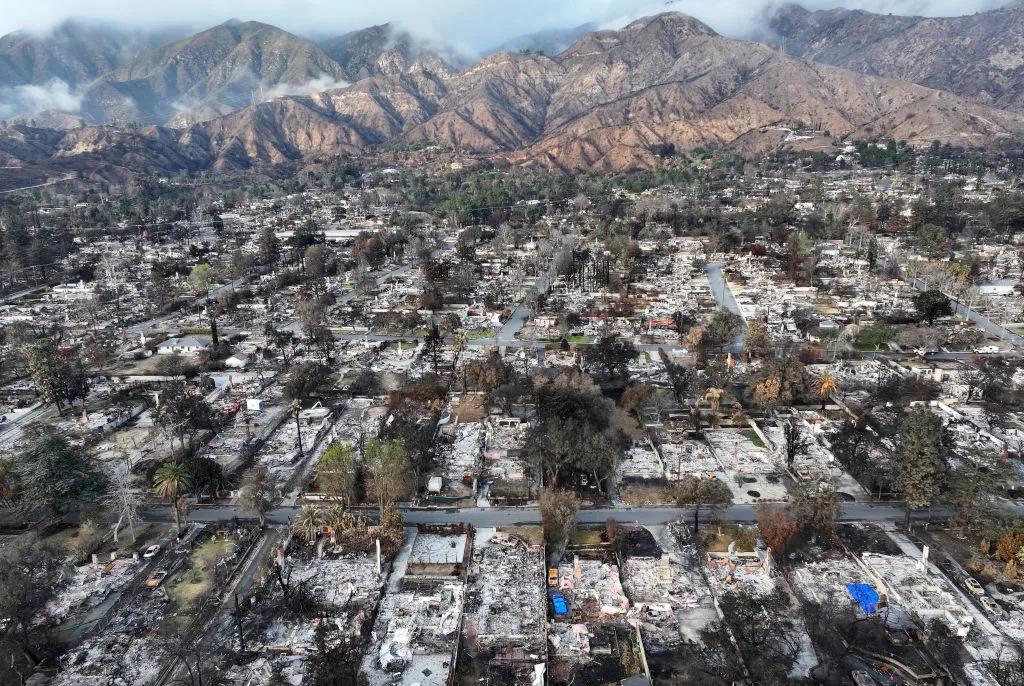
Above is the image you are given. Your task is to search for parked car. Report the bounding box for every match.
[143,545,161,559]
[146,570,168,588]
[979,596,1001,616]
[551,594,569,619]
[975,345,1000,354]
[964,577,986,596]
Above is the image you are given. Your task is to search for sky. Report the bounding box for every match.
[0,0,1017,52]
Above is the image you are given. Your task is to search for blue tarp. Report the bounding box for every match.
[552,595,568,615]
[846,583,879,614]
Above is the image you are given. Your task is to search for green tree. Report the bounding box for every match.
[916,223,951,258]
[792,482,839,541]
[318,442,357,505]
[0,456,19,507]
[288,218,324,252]
[893,409,944,526]
[258,225,281,265]
[13,431,107,517]
[363,439,409,516]
[284,361,329,402]
[704,308,745,349]
[238,467,277,527]
[856,324,896,351]
[0,534,71,661]
[157,383,215,454]
[584,333,637,381]
[914,289,953,326]
[866,236,878,271]
[943,450,1010,538]
[189,263,216,292]
[23,338,88,415]
[423,323,443,373]
[524,370,614,488]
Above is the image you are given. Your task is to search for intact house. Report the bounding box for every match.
[156,336,213,356]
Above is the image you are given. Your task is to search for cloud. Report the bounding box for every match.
[263,75,352,100]
[0,1,1017,53]
[0,79,83,119]
[595,0,1015,40]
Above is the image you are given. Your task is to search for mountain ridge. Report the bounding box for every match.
[769,2,1024,112]
[3,12,1024,179]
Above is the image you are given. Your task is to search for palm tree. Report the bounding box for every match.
[291,505,322,542]
[153,462,192,533]
[811,372,840,411]
[325,504,346,544]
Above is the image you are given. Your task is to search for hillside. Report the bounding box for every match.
[0,20,179,89]
[79,20,350,126]
[770,3,1024,112]
[4,12,1024,178]
[317,23,459,82]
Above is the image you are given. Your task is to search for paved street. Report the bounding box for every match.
[706,262,746,352]
[141,502,925,529]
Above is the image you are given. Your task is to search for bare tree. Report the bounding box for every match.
[781,420,808,470]
[104,464,143,544]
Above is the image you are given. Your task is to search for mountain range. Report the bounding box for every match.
[770,3,1024,112]
[3,6,1024,181]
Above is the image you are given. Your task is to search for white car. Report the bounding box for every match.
[975,346,1000,354]
[964,577,985,596]
[143,545,161,559]
[980,596,1001,616]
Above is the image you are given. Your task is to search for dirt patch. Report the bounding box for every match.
[622,526,662,557]
[497,526,543,547]
[838,523,902,556]
[451,394,487,423]
[619,483,675,505]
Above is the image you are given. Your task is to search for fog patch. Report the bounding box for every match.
[264,75,352,100]
[0,80,83,119]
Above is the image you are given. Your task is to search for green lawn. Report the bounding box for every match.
[165,537,237,612]
[570,529,604,545]
[740,429,765,448]
[467,328,496,339]
[703,524,757,553]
